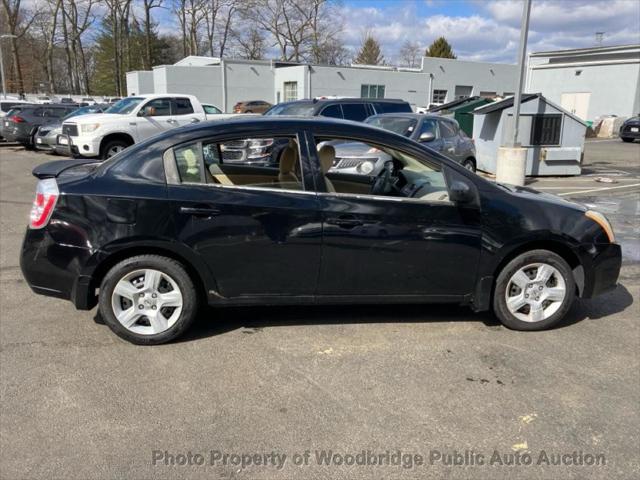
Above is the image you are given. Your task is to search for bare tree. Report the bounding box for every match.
[105,0,132,96]
[62,0,96,94]
[173,0,207,56]
[32,0,62,93]
[142,0,162,69]
[1,0,38,94]
[398,40,420,68]
[232,24,265,60]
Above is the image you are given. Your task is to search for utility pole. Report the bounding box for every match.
[0,34,18,100]
[495,0,532,186]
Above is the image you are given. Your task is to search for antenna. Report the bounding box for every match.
[595,32,605,46]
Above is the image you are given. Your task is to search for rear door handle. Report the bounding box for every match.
[180,206,220,217]
[326,215,363,229]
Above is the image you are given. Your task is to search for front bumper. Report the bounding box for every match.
[581,243,622,298]
[68,134,101,157]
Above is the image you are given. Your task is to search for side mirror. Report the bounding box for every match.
[419,132,435,143]
[449,180,474,204]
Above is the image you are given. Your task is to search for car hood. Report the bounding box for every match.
[497,182,586,212]
[64,113,121,124]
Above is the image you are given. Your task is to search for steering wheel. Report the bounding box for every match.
[370,161,393,195]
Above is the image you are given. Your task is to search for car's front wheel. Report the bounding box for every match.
[98,255,199,345]
[462,158,476,172]
[493,249,575,331]
[621,137,633,143]
[101,140,129,160]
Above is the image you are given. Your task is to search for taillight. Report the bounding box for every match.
[29,179,59,229]
[9,115,25,123]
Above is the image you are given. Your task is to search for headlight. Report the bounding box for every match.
[80,123,100,133]
[585,210,615,243]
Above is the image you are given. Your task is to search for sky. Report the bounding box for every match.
[151,0,640,65]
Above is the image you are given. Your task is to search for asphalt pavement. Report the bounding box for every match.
[0,139,638,479]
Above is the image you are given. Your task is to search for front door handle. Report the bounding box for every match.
[180,206,220,217]
[190,118,200,124]
[166,119,177,124]
[326,215,363,229]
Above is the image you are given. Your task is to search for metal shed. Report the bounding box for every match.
[429,96,492,136]
[472,93,588,176]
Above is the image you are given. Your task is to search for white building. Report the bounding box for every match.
[526,44,640,122]
[126,55,518,112]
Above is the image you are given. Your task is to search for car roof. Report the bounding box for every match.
[369,113,441,120]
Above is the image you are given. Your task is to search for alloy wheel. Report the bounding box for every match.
[111,268,183,335]
[504,263,566,322]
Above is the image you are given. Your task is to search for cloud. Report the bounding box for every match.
[339,0,640,64]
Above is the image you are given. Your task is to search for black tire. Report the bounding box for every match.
[462,158,476,172]
[493,249,575,331]
[100,139,130,160]
[621,137,633,143]
[98,255,199,345]
[245,110,253,113]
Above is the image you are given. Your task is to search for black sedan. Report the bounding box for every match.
[20,117,621,345]
[620,116,640,142]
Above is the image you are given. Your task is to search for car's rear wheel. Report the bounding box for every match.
[98,255,199,345]
[493,249,575,331]
[462,158,476,172]
[101,140,129,160]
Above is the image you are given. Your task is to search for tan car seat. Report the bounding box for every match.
[278,144,299,184]
[318,145,336,193]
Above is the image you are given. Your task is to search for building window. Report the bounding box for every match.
[283,82,298,102]
[530,114,562,146]
[361,84,385,99]
[479,91,497,99]
[432,89,447,104]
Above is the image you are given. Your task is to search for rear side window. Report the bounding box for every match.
[373,102,412,114]
[203,105,221,115]
[439,121,458,138]
[340,103,368,122]
[319,104,342,119]
[173,98,194,115]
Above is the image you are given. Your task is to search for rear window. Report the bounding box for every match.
[372,102,412,114]
[264,102,315,116]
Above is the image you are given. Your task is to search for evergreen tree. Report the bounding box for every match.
[355,35,384,65]
[425,37,457,59]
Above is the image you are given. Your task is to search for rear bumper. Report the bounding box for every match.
[20,228,97,310]
[581,243,622,298]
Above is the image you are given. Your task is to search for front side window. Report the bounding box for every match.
[419,119,438,137]
[143,98,171,117]
[439,120,458,138]
[171,135,305,192]
[173,98,194,115]
[365,116,417,137]
[315,136,449,203]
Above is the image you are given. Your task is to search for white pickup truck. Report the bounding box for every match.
[61,94,227,159]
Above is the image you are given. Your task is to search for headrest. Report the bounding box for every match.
[318,145,335,173]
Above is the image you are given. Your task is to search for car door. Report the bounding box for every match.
[171,97,202,127]
[135,97,174,140]
[165,128,322,298]
[308,131,482,298]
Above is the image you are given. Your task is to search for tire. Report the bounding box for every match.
[98,255,199,345]
[462,158,476,172]
[621,137,633,143]
[493,249,575,331]
[101,139,130,160]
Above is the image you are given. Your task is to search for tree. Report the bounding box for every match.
[398,39,420,67]
[354,34,383,65]
[232,25,265,60]
[425,36,456,59]
[1,0,38,94]
[142,0,163,70]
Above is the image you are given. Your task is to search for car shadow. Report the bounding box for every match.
[174,283,634,342]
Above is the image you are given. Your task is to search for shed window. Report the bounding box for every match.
[283,82,298,102]
[530,114,562,146]
[361,84,385,99]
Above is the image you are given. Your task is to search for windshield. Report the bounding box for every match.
[264,102,315,116]
[106,97,143,114]
[366,116,417,137]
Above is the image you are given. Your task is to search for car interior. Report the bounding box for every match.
[172,135,449,202]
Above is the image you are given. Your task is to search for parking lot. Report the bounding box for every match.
[0,140,638,479]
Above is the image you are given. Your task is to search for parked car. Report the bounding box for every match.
[61,94,210,159]
[233,100,272,114]
[58,97,75,104]
[21,117,621,345]
[329,113,477,175]
[35,104,110,154]
[265,97,412,121]
[0,100,34,141]
[36,96,52,104]
[1,104,78,148]
[619,116,640,142]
